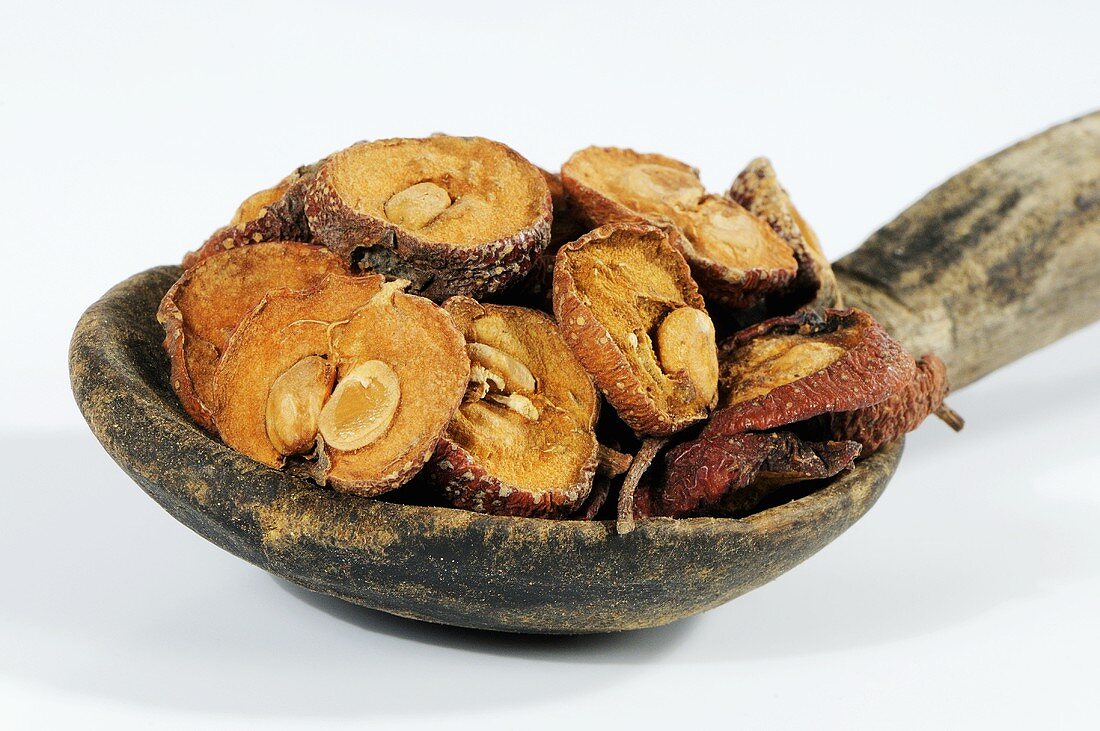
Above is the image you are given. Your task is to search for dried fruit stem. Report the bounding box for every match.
[617,437,667,535]
[596,444,633,478]
[576,477,611,521]
[935,403,966,432]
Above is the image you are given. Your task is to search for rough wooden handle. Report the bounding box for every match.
[835,111,1100,389]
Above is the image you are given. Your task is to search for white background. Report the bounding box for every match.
[3,1,1099,728]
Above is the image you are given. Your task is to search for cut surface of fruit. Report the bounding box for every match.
[320,281,470,494]
[306,136,552,301]
[431,297,600,517]
[561,146,797,307]
[707,308,916,437]
[213,274,468,495]
[157,242,345,431]
[554,222,719,436]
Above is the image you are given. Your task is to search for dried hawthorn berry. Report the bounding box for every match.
[708,308,915,437]
[429,298,602,518]
[554,221,720,437]
[157,242,346,432]
[727,157,843,312]
[649,431,862,517]
[183,160,323,269]
[814,353,963,453]
[304,136,552,302]
[213,275,469,497]
[560,146,798,308]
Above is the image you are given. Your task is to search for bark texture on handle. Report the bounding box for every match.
[835,111,1100,389]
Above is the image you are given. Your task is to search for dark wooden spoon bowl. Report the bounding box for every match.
[70,112,1100,633]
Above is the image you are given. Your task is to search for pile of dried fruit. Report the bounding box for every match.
[159,135,962,532]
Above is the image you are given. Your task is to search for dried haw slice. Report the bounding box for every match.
[708,308,915,437]
[429,298,601,518]
[554,222,719,436]
[213,275,469,497]
[815,353,962,453]
[157,242,346,432]
[314,283,469,495]
[213,275,386,468]
[727,157,843,312]
[304,135,552,302]
[560,146,797,308]
[183,161,323,268]
[649,431,862,517]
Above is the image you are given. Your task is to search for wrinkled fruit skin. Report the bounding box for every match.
[727,157,843,314]
[183,162,321,268]
[310,205,552,303]
[685,255,796,310]
[430,438,594,519]
[709,308,915,436]
[646,431,861,517]
[817,354,950,453]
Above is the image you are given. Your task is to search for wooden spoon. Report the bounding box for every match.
[70,112,1100,634]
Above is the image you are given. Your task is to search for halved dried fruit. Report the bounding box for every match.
[213,275,469,496]
[315,283,469,495]
[561,146,798,308]
[305,136,552,302]
[554,222,719,436]
[157,242,346,431]
[642,431,861,517]
[727,157,843,312]
[213,275,383,468]
[708,308,915,437]
[183,161,323,268]
[429,298,600,517]
[813,353,963,453]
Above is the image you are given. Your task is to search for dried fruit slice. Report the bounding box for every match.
[708,308,915,437]
[315,283,469,495]
[560,146,798,308]
[727,157,843,312]
[641,431,862,517]
[429,298,600,517]
[813,353,963,453]
[157,242,346,431]
[554,222,719,436]
[183,161,323,268]
[213,275,469,496]
[213,275,384,467]
[305,135,552,302]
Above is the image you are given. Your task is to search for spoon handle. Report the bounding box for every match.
[835,111,1100,390]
